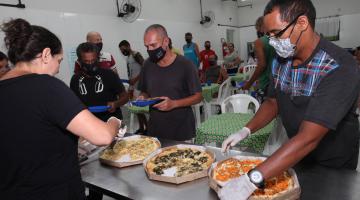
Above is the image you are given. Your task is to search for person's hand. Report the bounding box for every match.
[107,101,117,113]
[242,81,251,91]
[218,174,257,200]
[221,127,251,153]
[107,116,126,138]
[153,96,177,111]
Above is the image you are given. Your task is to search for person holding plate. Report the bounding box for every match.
[138,24,203,142]
[70,42,128,122]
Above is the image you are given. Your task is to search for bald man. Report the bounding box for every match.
[138,24,203,141]
[74,31,117,74]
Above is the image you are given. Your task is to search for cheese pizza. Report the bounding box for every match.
[100,136,160,162]
[212,157,294,198]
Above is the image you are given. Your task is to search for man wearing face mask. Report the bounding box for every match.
[118,40,144,99]
[200,41,216,82]
[73,31,117,75]
[139,24,203,142]
[118,40,148,134]
[219,0,360,200]
[183,32,200,69]
[70,42,128,122]
[205,54,228,84]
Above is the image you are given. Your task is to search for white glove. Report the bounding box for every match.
[221,127,251,153]
[218,174,257,200]
[107,116,126,138]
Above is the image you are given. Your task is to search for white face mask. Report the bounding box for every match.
[269,37,296,58]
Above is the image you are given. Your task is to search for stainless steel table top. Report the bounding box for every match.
[80,138,360,200]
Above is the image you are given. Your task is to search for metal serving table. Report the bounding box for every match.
[80,138,360,200]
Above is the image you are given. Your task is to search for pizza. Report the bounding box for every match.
[100,136,160,162]
[212,157,294,198]
[146,146,214,177]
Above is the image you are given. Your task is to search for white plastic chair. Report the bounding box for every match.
[220,94,260,114]
[192,101,205,128]
[204,78,232,118]
[242,64,257,80]
[121,82,136,132]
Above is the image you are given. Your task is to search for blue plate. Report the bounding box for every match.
[88,105,111,113]
[131,99,164,107]
[236,81,246,88]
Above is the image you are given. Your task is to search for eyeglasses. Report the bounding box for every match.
[266,13,305,39]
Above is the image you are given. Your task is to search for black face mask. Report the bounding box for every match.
[185,38,192,43]
[96,42,103,52]
[81,61,99,76]
[147,46,166,63]
[205,45,211,50]
[209,60,217,66]
[122,49,130,56]
[257,31,264,38]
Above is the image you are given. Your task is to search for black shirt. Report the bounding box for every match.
[268,38,360,169]
[70,69,125,121]
[0,74,86,199]
[139,55,202,141]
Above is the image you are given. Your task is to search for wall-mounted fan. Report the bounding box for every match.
[116,0,142,23]
[200,10,215,28]
[0,0,25,8]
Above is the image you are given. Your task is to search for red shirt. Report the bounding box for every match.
[200,49,216,71]
[222,43,229,58]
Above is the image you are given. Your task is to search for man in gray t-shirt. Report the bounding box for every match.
[139,24,202,141]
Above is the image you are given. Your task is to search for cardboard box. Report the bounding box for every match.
[99,135,161,168]
[208,156,301,200]
[143,144,216,184]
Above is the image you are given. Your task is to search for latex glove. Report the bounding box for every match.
[221,127,251,153]
[107,117,126,138]
[218,174,257,200]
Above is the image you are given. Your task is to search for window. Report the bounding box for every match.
[315,16,340,41]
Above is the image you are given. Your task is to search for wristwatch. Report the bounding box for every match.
[247,168,265,189]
